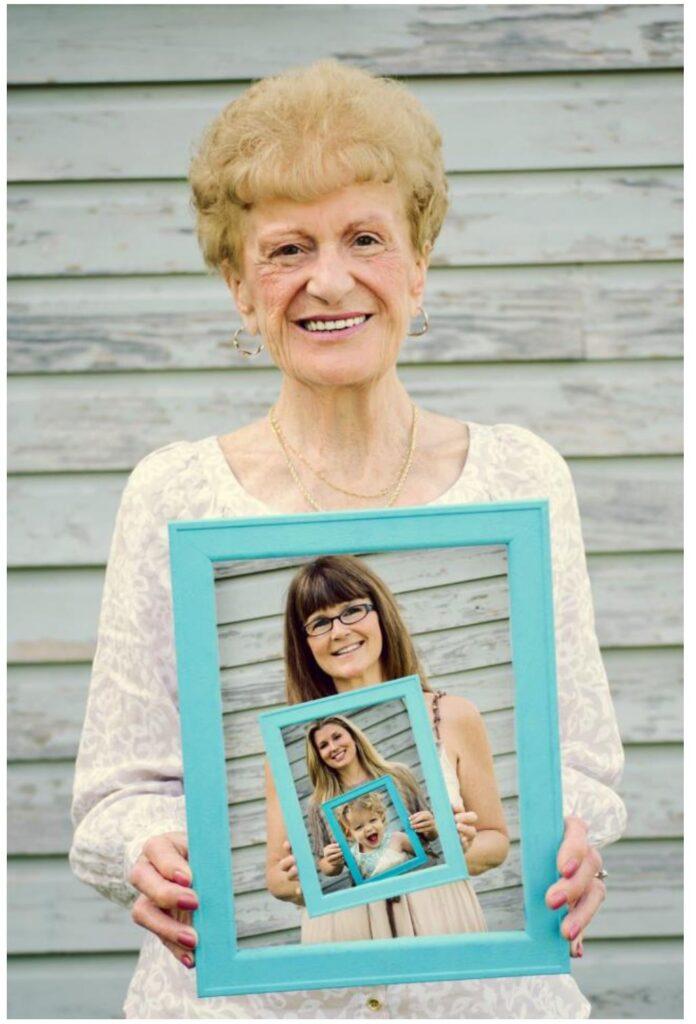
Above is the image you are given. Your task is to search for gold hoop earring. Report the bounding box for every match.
[221,325,264,359]
[407,306,429,337]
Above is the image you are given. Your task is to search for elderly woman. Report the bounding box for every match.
[70,59,626,1018]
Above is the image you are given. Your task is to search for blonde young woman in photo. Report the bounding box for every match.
[304,713,439,883]
[305,712,438,877]
[71,59,625,1018]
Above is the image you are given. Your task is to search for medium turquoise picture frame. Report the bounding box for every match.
[323,773,430,886]
[168,500,569,997]
[260,676,464,915]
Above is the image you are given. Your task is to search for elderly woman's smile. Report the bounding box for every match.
[293,312,374,343]
[295,313,371,337]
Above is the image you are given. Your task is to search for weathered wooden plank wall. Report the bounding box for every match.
[7,4,682,1019]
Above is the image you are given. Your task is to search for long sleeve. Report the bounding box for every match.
[549,451,627,847]
[69,448,189,908]
[493,426,628,848]
[307,801,331,860]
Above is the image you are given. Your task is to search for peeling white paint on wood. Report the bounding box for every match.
[7,5,683,84]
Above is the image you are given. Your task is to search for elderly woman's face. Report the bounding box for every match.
[228,181,429,387]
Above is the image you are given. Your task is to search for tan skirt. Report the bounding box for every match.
[301,879,487,944]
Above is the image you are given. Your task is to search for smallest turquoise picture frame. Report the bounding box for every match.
[260,675,469,919]
[323,776,430,886]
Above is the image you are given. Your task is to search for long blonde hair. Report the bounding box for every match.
[306,714,423,810]
[284,554,430,704]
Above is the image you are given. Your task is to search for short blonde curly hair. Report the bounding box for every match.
[189,59,448,275]
[339,792,388,836]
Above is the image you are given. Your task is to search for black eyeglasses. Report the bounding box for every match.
[304,602,375,637]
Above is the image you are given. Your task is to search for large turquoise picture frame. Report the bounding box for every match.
[168,500,569,997]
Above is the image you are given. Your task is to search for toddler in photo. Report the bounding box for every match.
[340,792,415,879]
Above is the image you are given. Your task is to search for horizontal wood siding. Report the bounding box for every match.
[7,4,682,1018]
[7,5,683,82]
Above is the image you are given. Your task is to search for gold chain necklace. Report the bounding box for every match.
[270,403,418,499]
[269,403,419,512]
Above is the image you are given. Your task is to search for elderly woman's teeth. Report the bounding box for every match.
[304,315,367,332]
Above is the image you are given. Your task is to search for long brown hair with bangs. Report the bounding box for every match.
[283,554,430,704]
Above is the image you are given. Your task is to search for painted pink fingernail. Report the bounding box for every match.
[178,931,197,949]
[563,859,579,878]
[177,897,198,911]
[181,955,194,968]
[568,923,580,941]
[173,871,192,886]
[550,892,567,909]
[578,943,584,957]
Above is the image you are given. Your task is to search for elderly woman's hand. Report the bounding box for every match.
[545,816,607,958]
[129,831,198,969]
[453,807,478,852]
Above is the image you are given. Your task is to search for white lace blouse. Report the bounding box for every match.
[70,421,627,1019]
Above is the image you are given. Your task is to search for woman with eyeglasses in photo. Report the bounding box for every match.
[263,554,501,942]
